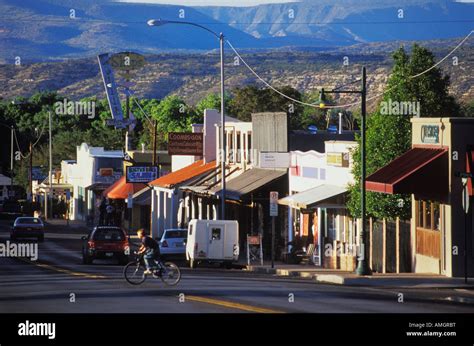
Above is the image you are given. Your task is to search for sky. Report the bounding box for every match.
[118,0,299,6]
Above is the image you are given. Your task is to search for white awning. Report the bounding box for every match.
[278,184,347,210]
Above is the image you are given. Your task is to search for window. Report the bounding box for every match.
[189,224,194,236]
[164,230,187,238]
[247,132,252,163]
[211,228,221,240]
[236,131,241,163]
[93,229,125,241]
[320,168,326,180]
[416,200,441,231]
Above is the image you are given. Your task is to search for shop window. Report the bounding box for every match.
[416,200,441,231]
[320,168,326,180]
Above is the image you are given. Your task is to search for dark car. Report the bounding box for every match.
[82,226,130,265]
[1,200,23,219]
[11,217,44,242]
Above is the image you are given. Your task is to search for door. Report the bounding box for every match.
[208,225,224,259]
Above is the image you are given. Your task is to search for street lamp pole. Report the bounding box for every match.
[319,66,371,275]
[219,32,226,220]
[147,19,226,220]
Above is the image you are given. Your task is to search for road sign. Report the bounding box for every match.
[270,191,278,216]
[126,166,158,183]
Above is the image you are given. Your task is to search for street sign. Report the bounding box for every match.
[106,118,135,129]
[168,132,203,156]
[97,53,124,121]
[270,191,278,216]
[127,193,133,209]
[259,152,290,169]
[126,166,158,183]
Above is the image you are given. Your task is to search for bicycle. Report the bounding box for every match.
[123,252,181,286]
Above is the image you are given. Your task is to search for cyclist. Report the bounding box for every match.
[136,228,162,275]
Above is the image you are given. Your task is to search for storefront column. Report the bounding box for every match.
[287,206,293,252]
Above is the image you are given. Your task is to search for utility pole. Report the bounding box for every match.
[48,110,53,219]
[10,126,14,186]
[152,120,157,166]
[29,142,33,201]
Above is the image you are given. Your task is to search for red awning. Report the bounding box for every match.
[467,150,474,196]
[366,147,448,199]
[105,176,147,199]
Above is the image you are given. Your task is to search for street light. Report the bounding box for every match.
[319,67,371,276]
[147,18,227,220]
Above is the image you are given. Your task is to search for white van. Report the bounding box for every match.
[186,219,239,268]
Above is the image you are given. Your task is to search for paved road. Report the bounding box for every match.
[1,220,474,313]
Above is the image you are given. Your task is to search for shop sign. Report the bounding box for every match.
[421,125,439,144]
[168,132,203,156]
[327,152,350,167]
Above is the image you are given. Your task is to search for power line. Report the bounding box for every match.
[0,18,473,25]
[226,29,474,110]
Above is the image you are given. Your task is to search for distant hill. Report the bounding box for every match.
[1,38,472,108]
[0,0,473,62]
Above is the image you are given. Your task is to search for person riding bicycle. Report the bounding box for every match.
[136,229,162,275]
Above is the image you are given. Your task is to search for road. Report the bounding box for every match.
[1,220,474,314]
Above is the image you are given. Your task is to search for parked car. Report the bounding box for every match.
[159,229,187,258]
[82,226,130,265]
[11,217,44,242]
[186,219,239,269]
[1,200,23,219]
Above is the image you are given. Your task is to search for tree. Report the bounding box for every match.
[347,44,461,220]
[193,93,231,119]
[228,85,304,130]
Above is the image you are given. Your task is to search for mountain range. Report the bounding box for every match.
[0,0,473,62]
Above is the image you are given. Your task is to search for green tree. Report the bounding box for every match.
[193,93,231,118]
[348,44,461,220]
[228,85,304,130]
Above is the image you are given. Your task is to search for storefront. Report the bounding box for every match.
[366,118,474,277]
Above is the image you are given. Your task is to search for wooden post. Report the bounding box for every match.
[382,218,387,274]
[396,217,400,273]
[369,217,373,271]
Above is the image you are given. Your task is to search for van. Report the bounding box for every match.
[186,219,239,269]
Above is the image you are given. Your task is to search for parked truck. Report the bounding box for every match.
[186,219,239,269]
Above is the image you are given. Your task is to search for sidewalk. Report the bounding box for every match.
[43,218,91,233]
[244,262,474,289]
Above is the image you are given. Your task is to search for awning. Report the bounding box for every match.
[278,184,347,209]
[150,160,216,189]
[132,187,151,206]
[211,168,286,201]
[105,176,147,199]
[467,150,474,196]
[366,147,448,199]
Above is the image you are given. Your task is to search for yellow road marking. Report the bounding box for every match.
[186,295,284,313]
[17,258,107,279]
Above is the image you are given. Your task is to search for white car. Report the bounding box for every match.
[159,229,187,258]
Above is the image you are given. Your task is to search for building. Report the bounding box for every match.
[0,174,12,203]
[278,141,358,269]
[366,117,474,277]
[62,143,123,221]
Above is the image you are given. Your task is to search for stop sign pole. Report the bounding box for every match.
[270,191,278,269]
